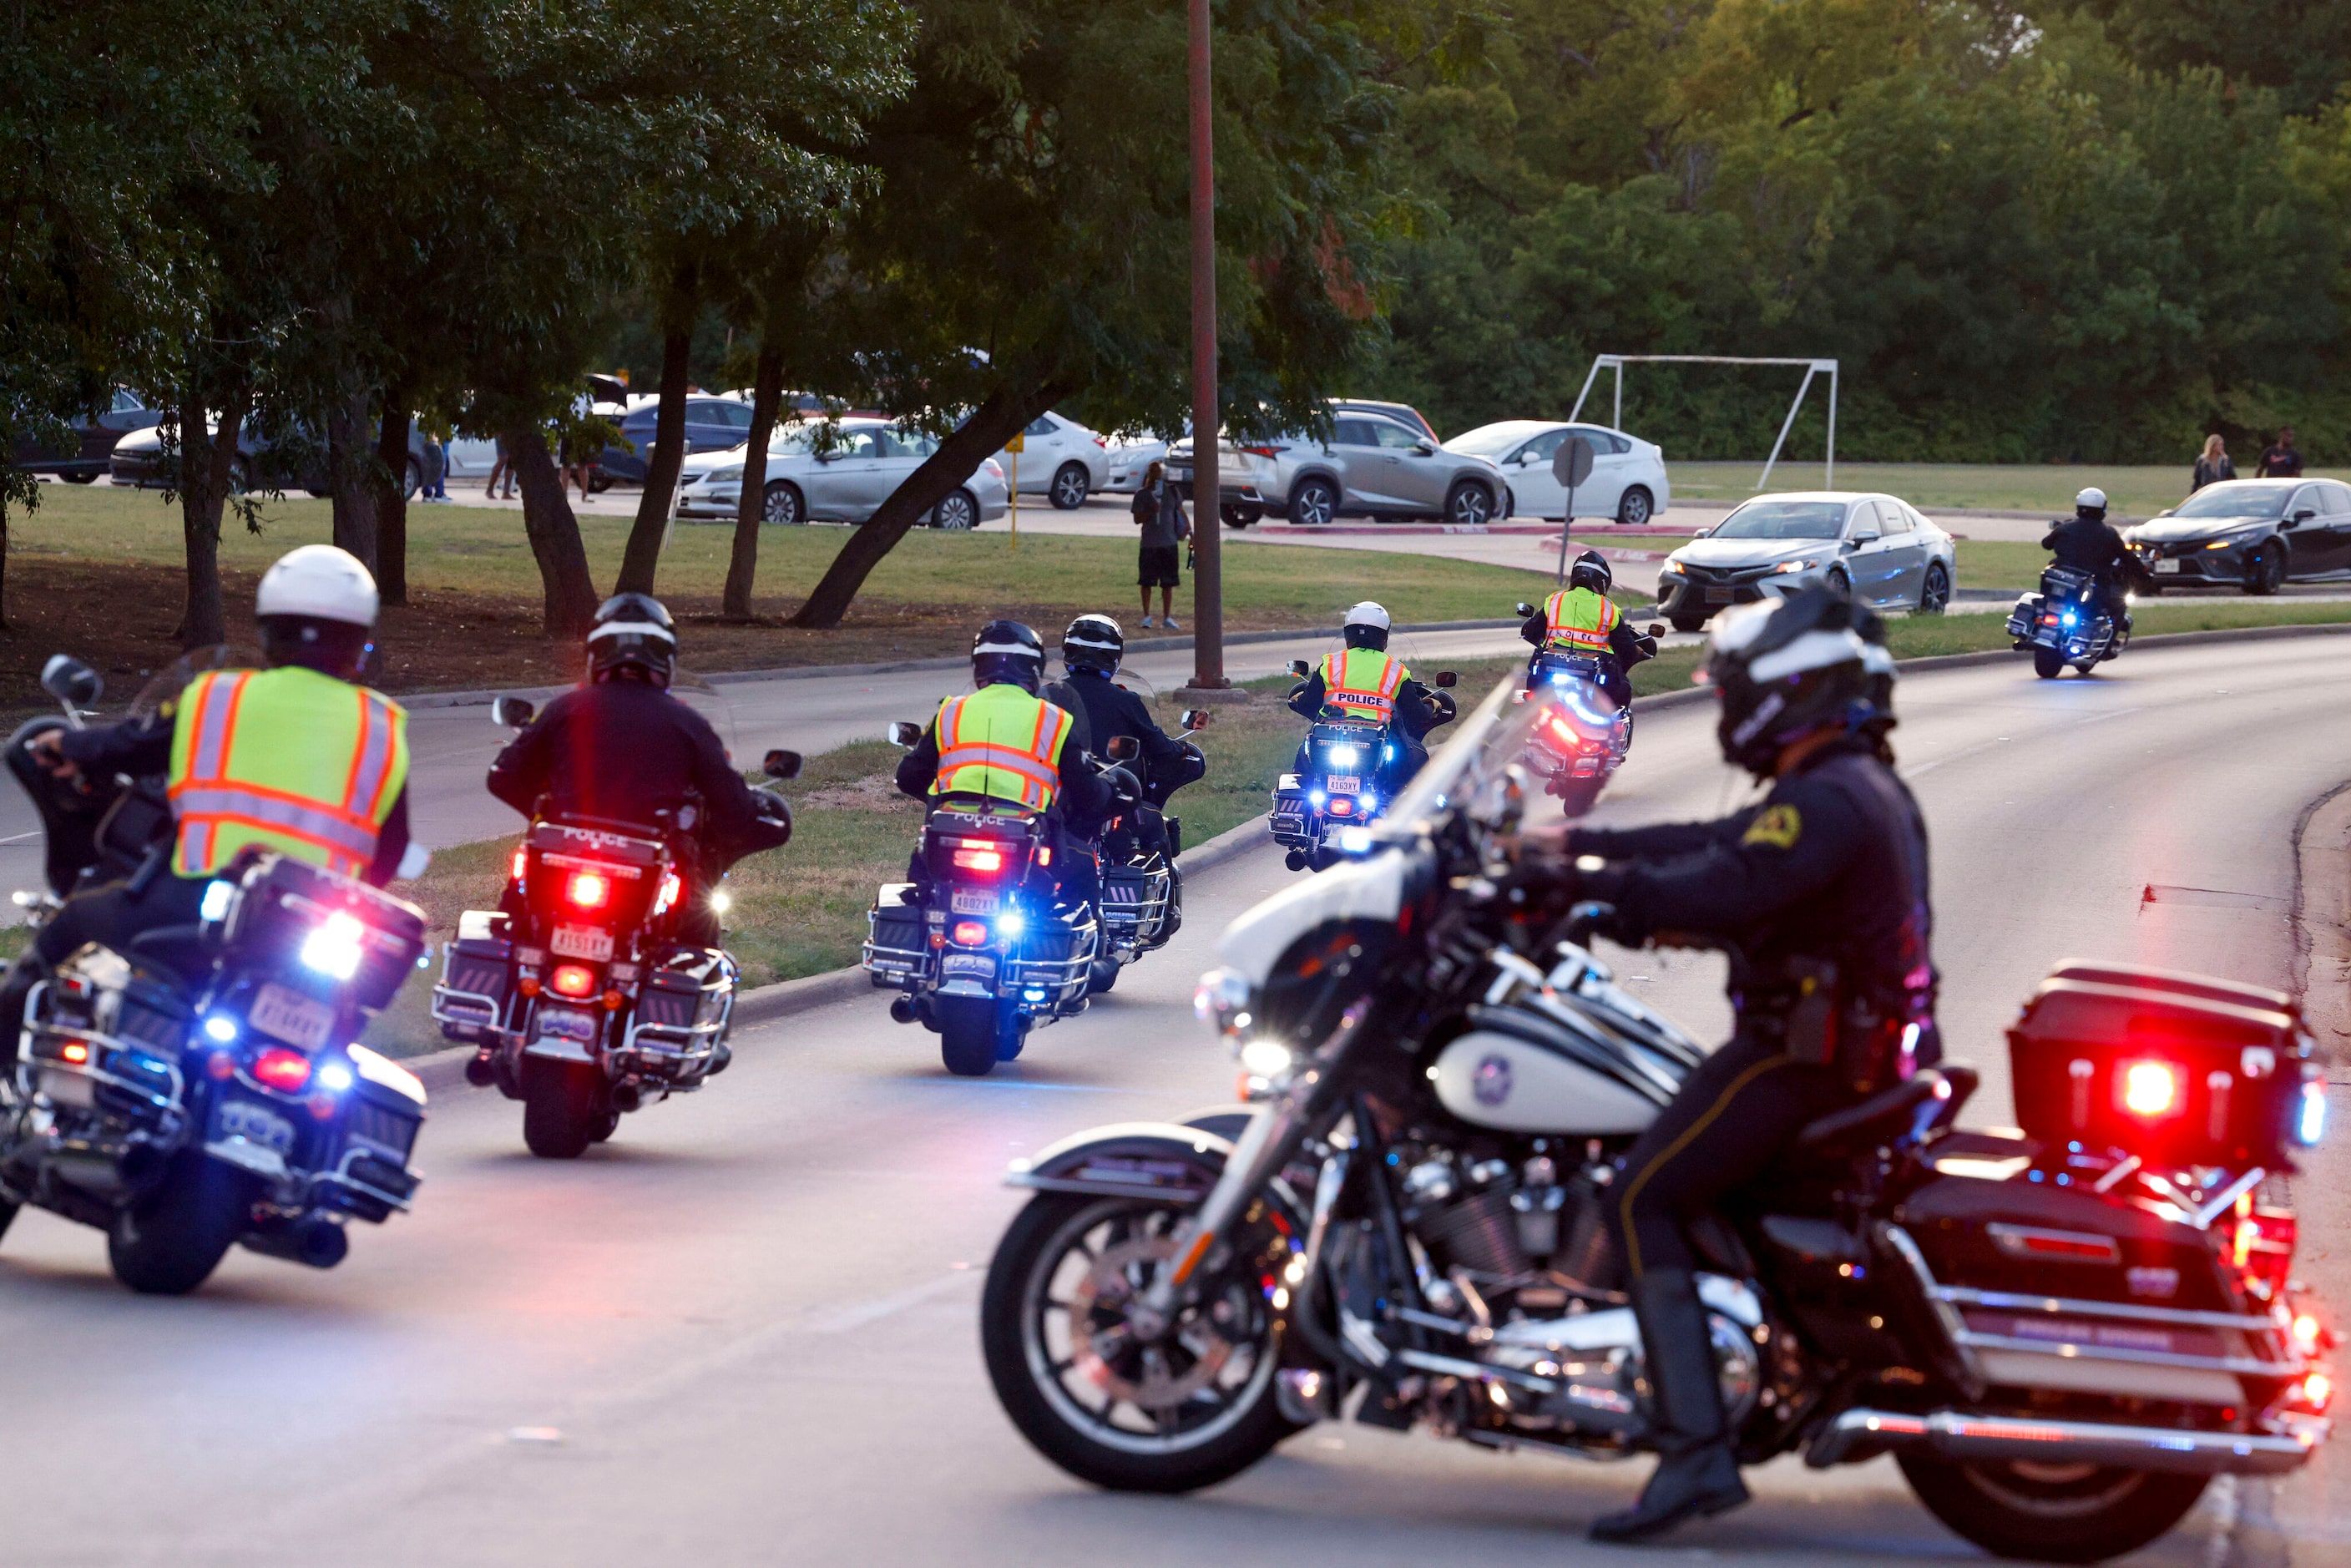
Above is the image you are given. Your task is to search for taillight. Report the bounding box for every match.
[549,964,598,998]
[952,846,1005,874]
[1329,798,1354,816]
[251,1047,313,1092]
[654,870,682,915]
[511,846,528,885]
[2120,1060,2180,1118]
[1240,444,1284,458]
[59,1039,91,1065]
[567,870,610,909]
[950,920,989,947]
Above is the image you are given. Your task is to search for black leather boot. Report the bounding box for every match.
[1590,1267,1750,1543]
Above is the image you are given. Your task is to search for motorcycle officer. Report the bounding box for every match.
[1287,601,1451,792]
[895,620,1124,909]
[487,593,791,949]
[1521,550,1651,709]
[3,545,415,1057]
[1543,586,1937,1543]
[2042,487,2137,631]
[1056,615,1205,858]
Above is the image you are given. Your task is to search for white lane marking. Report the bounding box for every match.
[902,1076,1135,1092]
[1900,705,2145,781]
[806,1269,978,1334]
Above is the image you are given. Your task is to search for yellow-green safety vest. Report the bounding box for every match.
[1319,648,1408,721]
[168,666,409,879]
[1543,587,1620,654]
[932,684,1075,810]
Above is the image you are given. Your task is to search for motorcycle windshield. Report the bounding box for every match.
[124,644,261,727]
[1375,674,1550,841]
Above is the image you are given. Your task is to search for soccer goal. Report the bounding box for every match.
[1567,354,1838,493]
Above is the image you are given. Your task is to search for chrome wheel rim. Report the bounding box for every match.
[938,493,975,529]
[1054,468,1087,507]
[1297,485,1333,526]
[763,485,801,524]
[1450,487,1490,526]
[1621,490,1650,526]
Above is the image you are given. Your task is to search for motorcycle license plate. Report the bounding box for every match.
[551,923,614,962]
[214,1096,295,1156]
[949,889,1000,916]
[1705,587,1735,604]
[250,982,334,1052]
[2154,558,2182,574]
[941,953,997,979]
[533,1006,597,1044]
[1325,776,1360,795]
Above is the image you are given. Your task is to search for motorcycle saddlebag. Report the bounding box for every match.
[2007,962,2319,1171]
[223,852,428,1014]
[435,910,514,1038]
[2003,594,2040,639]
[864,884,927,985]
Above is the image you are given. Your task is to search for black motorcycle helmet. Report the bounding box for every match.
[1342,600,1391,652]
[1063,614,1124,677]
[972,620,1046,694]
[1702,587,1876,778]
[587,593,678,687]
[1569,550,1613,596]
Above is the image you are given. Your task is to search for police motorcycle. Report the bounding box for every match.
[1512,598,1661,816]
[2007,565,2128,679]
[980,676,2333,1565]
[432,693,799,1159]
[864,724,1143,1077]
[0,652,431,1294]
[1085,713,1211,996]
[1270,657,1458,873]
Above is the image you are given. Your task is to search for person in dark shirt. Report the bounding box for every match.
[1054,615,1204,856]
[2192,433,2235,492]
[2040,487,2136,629]
[2257,427,2303,478]
[1130,461,1190,629]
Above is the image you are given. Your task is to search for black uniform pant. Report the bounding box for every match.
[1610,1028,1853,1281]
[1,872,213,1065]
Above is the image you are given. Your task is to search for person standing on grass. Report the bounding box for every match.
[2257,427,2304,478]
[2192,434,2234,492]
[484,434,516,500]
[1130,460,1189,630]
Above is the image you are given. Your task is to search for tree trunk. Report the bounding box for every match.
[506,425,599,639]
[614,310,695,596]
[175,381,250,650]
[326,387,380,576]
[372,394,412,605]
[790,382,1069,630]
[723,342,786,620]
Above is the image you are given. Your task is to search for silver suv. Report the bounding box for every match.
[1169,413,1504,529]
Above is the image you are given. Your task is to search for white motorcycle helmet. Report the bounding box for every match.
[255,544,380,677]
[1342,600,1393,651]
[2075,487,2108,515]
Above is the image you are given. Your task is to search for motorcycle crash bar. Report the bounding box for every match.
[1807,1407,2323,1476]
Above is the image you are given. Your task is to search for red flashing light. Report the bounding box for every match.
[251,1048,313,1093]
[58,1040,90,1065]
[952,847,1004,874]
[951,920,990,947]
[510,846,528,885]
[2022,1232,2113,1259]
[549,964,598,999]
[567,870,611,910]
[1329,798,1354,816]
[2121,1060,2180,1118]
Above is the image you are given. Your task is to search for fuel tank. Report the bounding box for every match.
[1433,1026,1663,1135]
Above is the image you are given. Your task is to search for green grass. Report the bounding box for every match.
[1668,462,2348,518]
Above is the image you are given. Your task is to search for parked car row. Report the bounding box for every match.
[675,417,1009,529]
[109,419,437,499]
[10,388,165,480]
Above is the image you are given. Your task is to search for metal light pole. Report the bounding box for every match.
[1186,0,1226,691]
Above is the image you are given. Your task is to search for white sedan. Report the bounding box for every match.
[676,417,1009,530]
[1104,431,1174,493]
[1442,420,1671,527]
[990,411,1110,508]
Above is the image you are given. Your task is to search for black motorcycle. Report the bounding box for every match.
[981,677,2333,1564]
[1511,600,1661,816]
[1084,716,1209,996]
[2008,564,2126,679]
[0,653,431,1294]
[1270,660,1456,872]
[432,696,798,1159]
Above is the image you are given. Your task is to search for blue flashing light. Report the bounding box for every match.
[2300,1080,2328,1146]
[1360,792,1378,812]
[996,909,1026,938]
[1309,790,1326,807]
[1383,743,1394,760]
[316,1060,354,1093]
[199,880,235,923]
[201,1014,239,1044]
[1326,744,1361,767]
[2060,608,2078,627]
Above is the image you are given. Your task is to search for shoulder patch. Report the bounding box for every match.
[1742,803,1802,850]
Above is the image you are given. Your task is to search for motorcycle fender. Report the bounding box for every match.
[1007,1121,1310,1232]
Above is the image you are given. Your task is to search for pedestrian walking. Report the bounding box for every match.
[2257,427,2304,478]
[2191,433,2235,492]
[1130,460,1189,630]
[485,434,516,500]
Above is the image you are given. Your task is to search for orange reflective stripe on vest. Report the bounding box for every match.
[1543,588,1620,654]
[169,667,409,878]
[1319,649,1407,721]
[933,687,1074,810]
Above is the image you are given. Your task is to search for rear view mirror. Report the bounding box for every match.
[762,748,802,780]
[2293,508,2318,524]
[1647,623,1666,639]
[1104,735,1141,761]
[1514,602,1536,618]
[491,696,534,730]
[1432,670,1458,689]
[887,720,923,748]
[1288,660,1312,679]
[1848,532,1879,547]
[1412,442,1435,456]
[1180,709,1211,731]
[1691,526,1711,539]
[40,655,102,711]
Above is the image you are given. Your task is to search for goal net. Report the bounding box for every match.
[1568,355,1839,493]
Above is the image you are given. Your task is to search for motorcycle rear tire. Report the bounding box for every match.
[2033,647,2065,679]
[1554,775,1605,818]
[1086,956,1120,995]
[107,1149,249,1295]
[1897,1453,2206,1565]
[522,1059,605,1159]
[938,996,1009,1076]
[0,1196,18,1247]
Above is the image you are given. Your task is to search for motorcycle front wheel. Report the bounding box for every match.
[981,1192,1297,1492]
[108,1149,250,1294]
[522,1058,607,1159]
[1898,1452,2207,1564]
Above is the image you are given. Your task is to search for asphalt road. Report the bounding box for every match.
[7,633,2348,1565]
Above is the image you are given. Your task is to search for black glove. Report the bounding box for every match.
[1100,764,1143,807]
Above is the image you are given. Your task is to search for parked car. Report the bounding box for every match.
[12,388,165,481]
[1166,412,1505,529]
[594,396,760,486]
[1104,431,1175,493]
[1443,419,1671,527]
[1331,397,1438,443]
[988,411,1109,509]
[1656,491,1954,630]
[675,417,1009,529]
[2127,477,2351,595]
[110,419,434,498]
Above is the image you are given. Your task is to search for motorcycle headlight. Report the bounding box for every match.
[1194,966,1255,1036]
[1238,1037,1294,1079]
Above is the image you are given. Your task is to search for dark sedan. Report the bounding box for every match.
[12,388,164,481]
[2129,478,2351,595]
[110,419,436,497]
[594,396,756,487]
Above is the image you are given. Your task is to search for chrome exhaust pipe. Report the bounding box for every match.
[1809,1408,2319,1477]
[609,1078,645,1113]
[240,1215,351,1269]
